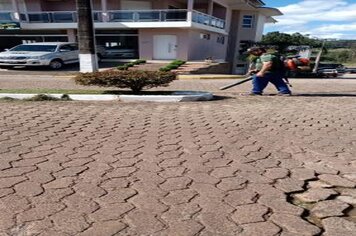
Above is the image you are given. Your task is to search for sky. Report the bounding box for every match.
[263,0,356,39]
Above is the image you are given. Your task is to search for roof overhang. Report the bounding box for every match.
[257,7,283,17]
[249,0,265,7]
[265,17,278,23]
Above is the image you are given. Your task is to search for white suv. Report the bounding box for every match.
[0,42,79,70]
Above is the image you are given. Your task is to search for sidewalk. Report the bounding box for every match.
[0,78,355,235]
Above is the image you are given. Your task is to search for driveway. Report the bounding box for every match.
[0,79,356,235]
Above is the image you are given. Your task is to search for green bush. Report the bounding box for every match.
[132,59,147,65]
[159,67,171,72]
[159,60,186,72]
[167,64,179,70]
[117,60,147,70]
[171,60,186,66]
[24,94,72,101]
[136,59,147,64]
[0,97,18,101]
[117,65,129,70]
[74,70,176,94]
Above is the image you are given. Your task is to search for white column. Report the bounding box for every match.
[101,0,108,22]
[187,0,194,23]
[208,0,214,16]
[11,0,20,21]
[67,29,77,42]
[225,8,232,32]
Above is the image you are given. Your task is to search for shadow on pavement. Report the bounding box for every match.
[295,93,356,97]
[213,95,234,100]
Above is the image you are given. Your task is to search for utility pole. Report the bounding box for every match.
[75,0,98,72]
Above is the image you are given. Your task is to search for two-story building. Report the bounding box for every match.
[0,0,281,73]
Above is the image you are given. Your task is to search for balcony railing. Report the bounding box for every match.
[0,12,14,22]
[20,11,76,23]
[20,11,103,23]
[107,9,187,22]
[192,11,225,29]
[18,9,226,30]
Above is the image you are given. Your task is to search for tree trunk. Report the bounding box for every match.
[75,0,98,72]
[313,40,326,74]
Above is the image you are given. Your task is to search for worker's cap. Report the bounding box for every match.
[246,46,265,53]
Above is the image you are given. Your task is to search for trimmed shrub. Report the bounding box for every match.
[74,70,176,94]
[0,97,18,101]
[159,67,171,72]
[136,59,147,64]
[167,64,179,70]
[24,94,72,101]
[159,60,186,72]
[117,65,129,70]
[117,60,147,70]
[132,59,146,65]
[171,60,186,66]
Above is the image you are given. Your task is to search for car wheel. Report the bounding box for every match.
[49,59,64,70]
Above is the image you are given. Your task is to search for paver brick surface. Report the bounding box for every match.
[310,200,350,218]
[0,79,356,235]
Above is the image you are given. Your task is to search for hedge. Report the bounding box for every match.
[74,70,176,94]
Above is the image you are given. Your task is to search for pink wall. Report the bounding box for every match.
[139,28,189,60]
[188,30,227,60]
[138,28,227,61]
[24,0,42,11]
[212,3,226,20]
[40,0,75,11]
[194,3,208,14]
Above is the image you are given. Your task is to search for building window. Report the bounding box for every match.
[217,35,225,44]
[200,33,210,40]
[242,15,254,28]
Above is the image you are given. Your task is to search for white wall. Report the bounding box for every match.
[255,14,266,42]
[236,10,258,41]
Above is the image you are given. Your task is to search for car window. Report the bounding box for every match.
[59,45,75,52]
[10,45,57,52]
[69,44,79,50]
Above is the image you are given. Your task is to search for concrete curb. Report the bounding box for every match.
[119,91,214,102]
[0,91,214,102]
[178,74,245,80]
[0,94,119,101]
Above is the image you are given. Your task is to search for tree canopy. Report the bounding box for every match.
[261,32,323,53]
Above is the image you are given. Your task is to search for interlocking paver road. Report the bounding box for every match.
[0,79,356,235]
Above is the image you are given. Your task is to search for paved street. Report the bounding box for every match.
[0,78,356,235]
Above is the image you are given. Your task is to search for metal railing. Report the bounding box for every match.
[20,11,103,23]
[0,12,14,22]
[20,11,77,23]
[192,10,225,29]
[107,9,187,22]
[18,9,226,30]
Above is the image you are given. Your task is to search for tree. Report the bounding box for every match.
[75,0,98,72]
[261,32,322,53]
